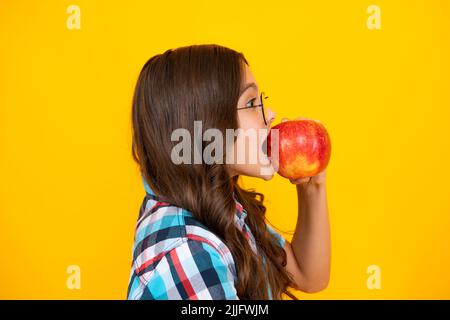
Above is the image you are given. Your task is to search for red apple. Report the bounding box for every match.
[267,119,331,180]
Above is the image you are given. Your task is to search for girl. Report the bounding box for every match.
[127,44,330,300]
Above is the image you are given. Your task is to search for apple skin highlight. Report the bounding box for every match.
[267,119,331,180]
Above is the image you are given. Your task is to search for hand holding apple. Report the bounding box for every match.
[267,117,331,183]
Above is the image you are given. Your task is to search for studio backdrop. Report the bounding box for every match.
[1,0,449,299]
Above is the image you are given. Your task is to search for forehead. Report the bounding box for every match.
[243,64,257,85]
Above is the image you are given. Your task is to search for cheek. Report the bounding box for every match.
[235,114,268,156]
[238,111,263,131]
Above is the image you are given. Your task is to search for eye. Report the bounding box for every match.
[245,98,257,108]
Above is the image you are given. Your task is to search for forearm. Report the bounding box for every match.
[291,184,330,290]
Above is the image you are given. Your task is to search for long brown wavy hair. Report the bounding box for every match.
[131,44,298,299]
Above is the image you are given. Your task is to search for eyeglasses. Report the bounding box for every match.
[237,92,269,126]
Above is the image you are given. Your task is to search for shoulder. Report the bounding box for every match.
[128,195,238,300]
[128,238,238,300]
[132,194,234,266]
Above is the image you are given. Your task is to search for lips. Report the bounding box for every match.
[261,127,272,157]
[261,128,275,167]
[262,134,268,156]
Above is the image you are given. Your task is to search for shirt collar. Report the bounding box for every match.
[142,176,156,196]
[142,177,247,221]
[232,192,248,221]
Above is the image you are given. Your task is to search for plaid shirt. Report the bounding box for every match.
[127,178,286,300]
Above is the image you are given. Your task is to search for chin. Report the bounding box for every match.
[230,162,277,180]
[260,173,275,181]
[256,164,277,180]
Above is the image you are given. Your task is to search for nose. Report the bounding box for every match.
[266,107,276,126]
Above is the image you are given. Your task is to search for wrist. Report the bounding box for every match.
[297,182,326,198]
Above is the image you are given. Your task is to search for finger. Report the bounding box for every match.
[281,117,289,122]
[289,177,311,184]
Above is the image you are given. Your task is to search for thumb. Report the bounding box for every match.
[281,117,289,122]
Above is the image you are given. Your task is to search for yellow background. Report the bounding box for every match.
[1,0,449,299]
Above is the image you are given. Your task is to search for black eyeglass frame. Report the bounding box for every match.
[237,92,269,125]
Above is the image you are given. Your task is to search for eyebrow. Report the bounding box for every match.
[239,83,258,96]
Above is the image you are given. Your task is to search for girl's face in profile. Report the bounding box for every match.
[227,65,277,180]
